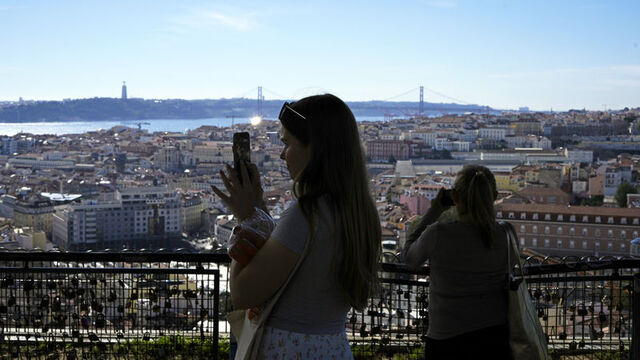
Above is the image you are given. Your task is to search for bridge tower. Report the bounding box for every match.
[419,86,424,115]
[257,86,263,117]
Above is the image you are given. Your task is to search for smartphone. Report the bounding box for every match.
[441,189,454,207]
[233,132,251,184]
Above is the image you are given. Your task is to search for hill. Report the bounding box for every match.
[0,97,495,122]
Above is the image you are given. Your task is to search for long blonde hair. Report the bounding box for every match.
[453,165,498,247]
[280,94,381,310]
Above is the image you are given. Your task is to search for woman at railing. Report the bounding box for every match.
[402,165,513,359]
[213,94,381,359]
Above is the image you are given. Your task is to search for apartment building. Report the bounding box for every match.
[366,140,410,162]
[53,187,182,251]
[496,203,640,257]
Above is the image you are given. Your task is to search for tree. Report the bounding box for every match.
[615,182,638,208]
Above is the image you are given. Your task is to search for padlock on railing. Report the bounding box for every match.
[95,313,105,328]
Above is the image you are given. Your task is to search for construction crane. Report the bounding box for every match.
[136,122,150,130]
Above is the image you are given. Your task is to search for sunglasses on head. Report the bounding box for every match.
[279,102,307,121]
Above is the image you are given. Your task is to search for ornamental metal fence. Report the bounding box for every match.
[0,250,639,359]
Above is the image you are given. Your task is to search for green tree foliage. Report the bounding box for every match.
[615,182,638,208]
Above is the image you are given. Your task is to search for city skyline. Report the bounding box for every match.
[1,1,639,111]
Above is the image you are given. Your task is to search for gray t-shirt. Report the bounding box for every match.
[404,221,511,339]
[267,197,351,335]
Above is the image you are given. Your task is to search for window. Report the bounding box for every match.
[595,216,601,223]
[634,231,639,238]
[595,229,601,237]
[621,231,626,239]
[557,226,563,234]
[634,218,639,225]
[520,237,525,247]
[608,217,614,224]
[570,240,575,249]
[608,230,613,238]
[608,242,613,251]
[520,213,526,220]
[582,241,587,249]
[570,227,575,235]
[570,215,576,222]
[520,225,526,233]
[582,216,589,223]
[621,243,626,251]
[545,226,550,234]
[621,218,627,224]
[533,213,539,220]
[544,239,550,248]
[583,228,588,236]
[533,225,538,233]
[557,214,563,221]
[595,241,600,251]
[508,212,515,219]
[544,214,551,220]
[557,240,562,248]
[532,238,537,247]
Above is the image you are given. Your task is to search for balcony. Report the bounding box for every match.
[0,250,638,359]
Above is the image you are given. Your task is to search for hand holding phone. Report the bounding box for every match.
[441,189,455,207]
[233,132,251,184]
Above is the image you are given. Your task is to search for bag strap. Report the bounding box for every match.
[500,221,523,290]
[250,220,315,328]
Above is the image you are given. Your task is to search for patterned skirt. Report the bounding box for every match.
[257,325,354,360]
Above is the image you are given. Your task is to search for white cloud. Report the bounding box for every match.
[170,7,258,32]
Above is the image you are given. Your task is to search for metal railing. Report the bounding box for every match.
[0,250,639,359]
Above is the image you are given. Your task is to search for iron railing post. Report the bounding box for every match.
[631,273,640,360]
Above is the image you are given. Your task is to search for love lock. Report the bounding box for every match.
[117,305,124,313]
[40,295,50,308]
[0,304,7,314]
[577,304,588,317]
[130,289,139,301]
[81,315,89,329]
[89,277,97,286]
[71,277,79,288]
[578,339,586,348]
[153,305,161,313]
[569,341,577,350]
[559,332,567,340]
[143,332,151,341]
[64,288,76,300]
[76,288,85,297]
[7,294,16,307]
[88,332,99,342]
[404,292,411,300]
[396,310,405,318]
[359,324,368,337]
[108,290,117,302]
[149,291,158,303]
[164,299,171,309]
[372,326,381,335]
[91,300,103,313]
[23,277,34,293]
[95,313,106,329]
[80,300,89,313]
[349,314,357,324]
[599,311,607,323]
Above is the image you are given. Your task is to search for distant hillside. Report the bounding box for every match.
[0,97,495,122]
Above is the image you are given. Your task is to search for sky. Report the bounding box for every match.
[1,0,639,111]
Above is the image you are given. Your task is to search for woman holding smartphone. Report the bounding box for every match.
[213,94,381,358]
[401,165,513,359]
